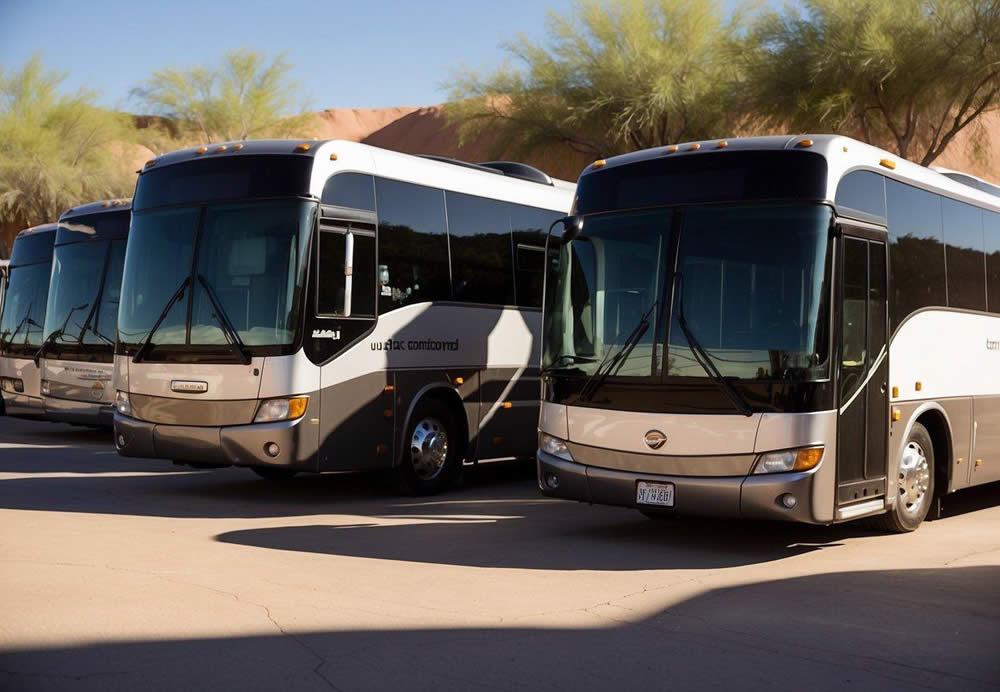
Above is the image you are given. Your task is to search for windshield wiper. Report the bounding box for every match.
[35,303,89,366]
[3,304,37,349]
[673,272,753,417]
[132,276,190,364]
[542,354,598,374]
[579,301,657,402]
[196,274,252,365]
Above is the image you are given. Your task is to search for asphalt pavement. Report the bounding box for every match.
[1,415,998,691]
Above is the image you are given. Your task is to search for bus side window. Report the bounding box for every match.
[511,206,561,308]
[374,178,451,312]
[321,172,376,211]
[445,192,513,305]
[885,179,946,330]
[317,227,376,318]
[986,211,1000,313]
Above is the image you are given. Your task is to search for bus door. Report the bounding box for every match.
[837,229,889,508]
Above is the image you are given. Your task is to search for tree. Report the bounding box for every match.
[0,56,136,256]
[131,49,309,144]
[446,0,746,159]
[742,0,1000,166]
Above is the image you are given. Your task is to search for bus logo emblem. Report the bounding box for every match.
[171,380,208,394]
[644,430,667,450]
[312,329,341,340]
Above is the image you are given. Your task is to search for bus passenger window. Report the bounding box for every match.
[317,228,375,318]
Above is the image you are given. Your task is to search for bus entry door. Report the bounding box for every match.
[837,233,889,507]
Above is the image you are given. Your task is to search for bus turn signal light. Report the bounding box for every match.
[754,447,824,474]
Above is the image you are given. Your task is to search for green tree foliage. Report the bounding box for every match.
[447,0,745,159]
[742,0,1000,165]
[132,49,309,144]
[0,56,135,256]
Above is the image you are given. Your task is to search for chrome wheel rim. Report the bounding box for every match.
[410,417,449,480]
[898,441,930,517]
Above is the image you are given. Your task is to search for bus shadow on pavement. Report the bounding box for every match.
[1,566,997,691]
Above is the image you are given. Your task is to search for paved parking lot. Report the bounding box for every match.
[1,415,998,691]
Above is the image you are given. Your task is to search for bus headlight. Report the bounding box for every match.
[1,377,24,393]
[254,396,308,423]
[540,433,574,461]
[115,390,132,416]
[753,447,824,474]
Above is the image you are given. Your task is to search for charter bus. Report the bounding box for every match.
[113,140,574,493]
[537,135,1000,532]
[0,223,57,419]
[36,200,131,426]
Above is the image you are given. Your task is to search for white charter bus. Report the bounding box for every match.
[113,140,574,493]
[0,224,57,419]
[36,200,131,426]
[538,135,1000,531]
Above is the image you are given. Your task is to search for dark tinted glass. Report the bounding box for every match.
[321,173,376,211]
[0,262,52,353]
[352,234,376,317]
[841,237,868,402]
[375,178,450,311]
[510,205,561,308]
[9,231,55,267]
[575,151,828,215]
[44,241,111,351]
[886,179,946,328]
[835,171,886,219]
[942,197,987,311]
[869,241,887,351]
[317,230,347,315]
[56,209,130,245]
[98,239,126,343]
[986,211,1000,313]
[445,192,513,305]
[134,155,312,211]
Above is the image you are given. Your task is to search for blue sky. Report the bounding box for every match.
[1,0,755,112]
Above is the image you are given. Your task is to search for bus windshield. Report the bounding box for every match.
[118,198,313,359]
[0,262,52,355]
[42,240,125,359]
[544,203,833,382]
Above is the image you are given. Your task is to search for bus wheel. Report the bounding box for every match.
[873,422,935,533]
[252,467,298,481]
[397,399,462,495]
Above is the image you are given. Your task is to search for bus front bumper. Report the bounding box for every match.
[2,392,48,420]
[44,397,114,427]
[113,413,318,471]
[537,450,824,524]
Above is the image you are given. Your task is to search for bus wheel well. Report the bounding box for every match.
[914,410,951,496]
[414,388,470,461]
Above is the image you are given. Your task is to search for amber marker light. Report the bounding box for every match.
[101,201,111,208]
[196,146,208,154]
[915,381,923,391]
[502,401,513,409]
[144,159,156,167]
[892,408,902,422]
[716,140,728,149]
[892,386,899,398]
[383,384,395,393]
[665,145,678,153]
[330,152,338,161]
[688,143,701,151]
[793,448,824,471]
[880,158,897,170]
[294,142,311,152]
[233,143,244,151]
[215,145,227,153]
[454,376,464,385]
[592,159,606,169]
[797,139,814,148]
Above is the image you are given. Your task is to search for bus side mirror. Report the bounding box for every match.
[559,215,584,243]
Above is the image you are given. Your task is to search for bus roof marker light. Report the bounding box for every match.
[233,143,244,151]
[101,201,111,208]
[716,140,728,149]
[144,159,156,167]
[214,145,227,153]
[295,142,311,152]
[330,153,338,161]
[796,139,814,148]
[665,145,678,154]
[591,159,606,169]
[196,147,207,155]
[688,143,701,151]
[880,158,897,170]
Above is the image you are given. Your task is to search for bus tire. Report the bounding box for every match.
[872,422,935,533]
[396,398,462,495]
[252,467,298,481]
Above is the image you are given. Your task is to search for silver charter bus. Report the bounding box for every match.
[538,135,1000,531]
[0,224,57,419]
[113,140,573,493]
[37,200,131,426]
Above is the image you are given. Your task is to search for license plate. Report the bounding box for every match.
[636,481,675,507]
